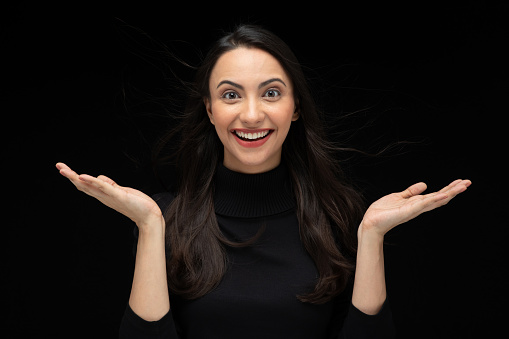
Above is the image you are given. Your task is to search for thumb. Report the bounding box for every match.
[97,175,118,187]
[400,182,427,198]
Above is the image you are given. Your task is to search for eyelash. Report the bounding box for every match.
[221,88,282,100]
[221,91,240,100]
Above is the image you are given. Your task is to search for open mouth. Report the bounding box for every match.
[232,130,273,141]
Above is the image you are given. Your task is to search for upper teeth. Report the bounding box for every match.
[235,130,270,139]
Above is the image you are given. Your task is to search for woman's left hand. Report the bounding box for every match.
[360,179,472,237]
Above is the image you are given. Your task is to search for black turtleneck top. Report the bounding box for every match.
[119,163,395,338]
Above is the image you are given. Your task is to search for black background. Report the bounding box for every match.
[3,2,507,338]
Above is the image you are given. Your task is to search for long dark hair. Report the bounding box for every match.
[159,25,365,304]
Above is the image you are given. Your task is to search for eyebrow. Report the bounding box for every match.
[216,78,287,89]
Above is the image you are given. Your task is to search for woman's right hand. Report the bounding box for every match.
[56,162,164,233]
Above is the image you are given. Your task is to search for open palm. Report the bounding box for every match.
[361,179,471,236]
[56,162,163,228]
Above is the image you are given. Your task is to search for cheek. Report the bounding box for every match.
[267,102,295,130]
[210,105,235,136]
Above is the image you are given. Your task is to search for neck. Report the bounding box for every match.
[213,161,296,218]
[222,152,282,174]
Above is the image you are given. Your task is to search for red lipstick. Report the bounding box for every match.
[231,129,273,148]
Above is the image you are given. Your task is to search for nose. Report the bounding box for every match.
[239,98,264,126]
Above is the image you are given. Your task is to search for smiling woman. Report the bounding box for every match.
[151,26,370,312]
[204,47,299,173]
[57,24,471,339]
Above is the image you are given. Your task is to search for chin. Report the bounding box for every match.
[226,155,280,173]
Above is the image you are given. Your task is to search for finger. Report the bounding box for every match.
[438,179,463,193]
[78,174,119,197]
[59,172,101,198]
[420,180,471,213]
[56,162,77,176]
[447,180,471,198]
[400,182,427,199]
[438,179,471,198]
[420,179,470,202]
[97,175,118,187]
[55,162,68,171]
[56,163,80,181]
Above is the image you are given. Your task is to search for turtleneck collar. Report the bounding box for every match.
[213,162,296,218]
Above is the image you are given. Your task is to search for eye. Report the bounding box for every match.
[264,89,281,99]
[221,91,240,100]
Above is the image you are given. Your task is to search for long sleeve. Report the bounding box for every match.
[338,299,395,339]
[117,167,396,338]
[118,297,394,339]
[119,305,179,339]
[327,278,395,339]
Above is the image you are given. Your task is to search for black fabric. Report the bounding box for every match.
[119,305,178,339]
[120,163,395,338]
[213,162,296,217]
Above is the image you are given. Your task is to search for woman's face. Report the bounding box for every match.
[205,47,298,174]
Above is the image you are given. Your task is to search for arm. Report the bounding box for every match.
[351,179,471,314]
[119,218,178,339]
[129,217,170,321]
[351,226,386,315]
[56,163,171,323]
[338,180,471,338]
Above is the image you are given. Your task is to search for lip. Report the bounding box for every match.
[231,129,273,148]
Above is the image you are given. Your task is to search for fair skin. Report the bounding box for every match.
[56,47,471,321]
[353,179,470,314]
[204,47,299,174]
[55,163,170,321]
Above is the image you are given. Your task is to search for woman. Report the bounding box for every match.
[56,25,470,338]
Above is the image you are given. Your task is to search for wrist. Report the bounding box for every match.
[357,221,385,243]
[137,215,165,237]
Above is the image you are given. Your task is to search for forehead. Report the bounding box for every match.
[210,47,290,85]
